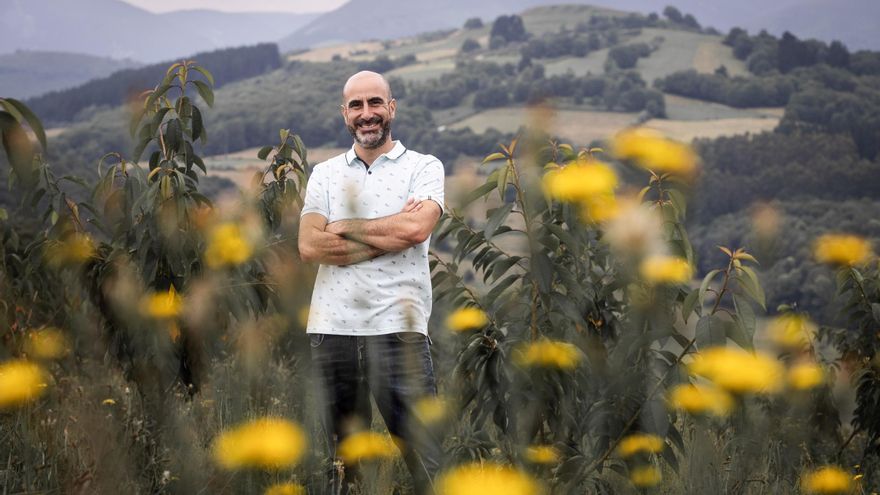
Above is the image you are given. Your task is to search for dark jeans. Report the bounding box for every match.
[310,332,442,494]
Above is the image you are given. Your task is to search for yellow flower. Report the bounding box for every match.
[264,482,305,495]
[212,417,308,470]
[580,193,619,223]
[611,128,698,176]
[788,362,825,390]
[814,234,873,267]
[766,314,817,349]
[337,431,399,464]
[514,340,581,370]
[525,444,560,464]
[446,307,489,332]
[102,398,116,405]
[25,327,68,360]
[542,160,618,203]
[667,383,733,417]
[205,222,254,269]
[629,465,662,488]
[45,232,96,267]
[141,286,182,319]
[0,360,48,409]
[689,347,784,394]
[413,396,449,425]
[617,433,665,458]
[437,462,544,495]
[639,255,693,284]
[801,466,854,494]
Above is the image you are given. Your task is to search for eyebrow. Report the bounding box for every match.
[345,96,389,107]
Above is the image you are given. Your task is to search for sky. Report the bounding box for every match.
[121,0,347,14]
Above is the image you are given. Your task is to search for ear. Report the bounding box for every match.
[389,98,397,119]
[340,104,348,122]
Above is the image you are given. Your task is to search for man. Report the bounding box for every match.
[298,71,444,493]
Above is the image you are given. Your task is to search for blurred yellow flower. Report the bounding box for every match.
[689,347,784,394]
[629,465,663,488]
[25,327,68,360]
[413,396,449,425]
[264,482,305,495]
[611,128,698,176]
[337,431,399,464]
[542,160,617,203]
[667,383,733,417]
[205,222,254,269]
[640,255,693,284]
[45,232,96,267]
[212,417,307,470]
[814,234,872,267]
[102,398,116,405]
[0,360,48,409]
[524,444,560,464]
[788,362,825,390]
[446,307,489,332]
[580,193,619,223]
[514,340,581,370]
[437,462,544,495]
[801,466,854,494]
[617,433,665,458]
[141,286,182,319]
[766,314,817,349]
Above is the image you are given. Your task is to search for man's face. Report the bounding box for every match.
[341,76,396,149]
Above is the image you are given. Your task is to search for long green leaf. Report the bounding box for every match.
[4,98,47,152]
[192,80,214,107]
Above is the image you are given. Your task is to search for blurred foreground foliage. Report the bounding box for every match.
[2,63,880,495]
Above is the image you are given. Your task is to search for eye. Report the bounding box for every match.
[368,98,385,107]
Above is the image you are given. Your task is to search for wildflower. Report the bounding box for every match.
[667,383,733,417]
[25,327,68,360]
[542,160,617,203]
[611,128,698,176]
[801,466,854,494]
[264,483,305,495]
[524,445,560,464]
[337,431,399,464]
[580,193,619,223]
[102,398,116,405]
[0,360,48,409]
[446,307,489,332]
[413,396,449,425]
[689,347,783,394]
[140,286,182,319]
[437,462,544,495]
[629,465,663,488]
[617,433,665,458]
[514,340,581,370]
[766,314,817,349]
[640,255,693,284]
[212,417,307,470]
[814,234,872,267]
[44,232,96,267]
[205,222,254,269]
[788,362,825,390]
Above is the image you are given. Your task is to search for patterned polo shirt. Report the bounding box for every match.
[300,141,445,336]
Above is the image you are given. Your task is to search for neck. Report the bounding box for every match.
[355,136,395,165]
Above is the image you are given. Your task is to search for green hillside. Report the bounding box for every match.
[0,50,140,99]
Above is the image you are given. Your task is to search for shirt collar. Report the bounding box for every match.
[345,141,407,166]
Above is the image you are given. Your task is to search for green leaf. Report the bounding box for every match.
[192,80,214,107]
[191,65,215,86]
[736,268,766,310]
[667,189,686,220]
[0,208,7,221]
[3,98,47,152]
[484,203,513,240]
[733,295,756,349]
[257,145,274,160]
[681,289,700,324]
[460,180,497,208]
[532,252,553,292]
[191,106,205,144]
[482,152,506,164]
[695,314,725,350]
[496,164,509,201]
[698,269,721,307]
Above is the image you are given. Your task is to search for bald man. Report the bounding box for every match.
[299,71,445,493]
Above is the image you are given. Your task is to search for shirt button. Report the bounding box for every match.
[368,171,372,175]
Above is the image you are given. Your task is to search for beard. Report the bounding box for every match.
[347,115,392,149]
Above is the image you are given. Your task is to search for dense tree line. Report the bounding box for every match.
[654,70,796,107]
[606,42,654,70]
[488,15,528,49]
[25,44,282,125]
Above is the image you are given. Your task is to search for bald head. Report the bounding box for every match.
[342,71,392,103]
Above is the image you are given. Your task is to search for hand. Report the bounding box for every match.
[325,220,345,235]
[401,197,423,213]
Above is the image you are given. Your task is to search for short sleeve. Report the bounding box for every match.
[410,157,445,214]
[300,165,329,218]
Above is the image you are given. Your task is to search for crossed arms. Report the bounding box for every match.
[298,198,442,266]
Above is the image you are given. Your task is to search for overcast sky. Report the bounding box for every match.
[121,0,347,13]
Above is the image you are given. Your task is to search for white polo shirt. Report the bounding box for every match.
[301,141,445,336]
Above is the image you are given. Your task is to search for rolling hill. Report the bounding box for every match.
[0,51,140,99]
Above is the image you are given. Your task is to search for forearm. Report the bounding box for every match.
[329,214,426,252]
[300,230,385,265]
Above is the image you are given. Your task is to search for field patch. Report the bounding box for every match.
[288,42,385,63]
[664,94,784,121]
[206,147,346,188]
[643,117,780,142]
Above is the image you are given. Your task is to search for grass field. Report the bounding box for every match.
[521,4,628,36]
[642,116,780,142]
[629,28,748,83]
[206,146,346,188]
[664,94,783,120]
[542,51,609,77]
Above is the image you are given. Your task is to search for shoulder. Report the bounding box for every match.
[401,148,444,172]
[310,152,348,176]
